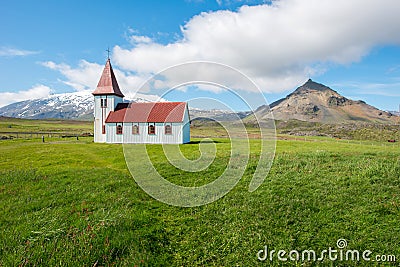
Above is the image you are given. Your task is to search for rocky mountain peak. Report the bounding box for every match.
[292,79,336,95]
[252,80,398,124]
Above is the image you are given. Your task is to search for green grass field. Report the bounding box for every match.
[0,117,93,135]
[1,118,399,266]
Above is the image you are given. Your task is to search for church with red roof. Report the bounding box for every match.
[92,59,190,144]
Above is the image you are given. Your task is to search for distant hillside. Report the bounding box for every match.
[274,119,400,141]
[1,80,398,124]
[0,91,251,122]
[189,108,252,125]
[251,79,398,124]
[0,91,165,120]
[0,116,93,135]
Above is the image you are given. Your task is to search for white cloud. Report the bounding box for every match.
[0,47,39,57]
[41,0,400,100]
[130,35,153,44]
[112,0,400,93]
[0,85,52,107]
[41,60,151,96]
[41,60,104,91]
[214,0,264,6]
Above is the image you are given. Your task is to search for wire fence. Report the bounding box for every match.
[0,132,93,140]
[1,131,398,148]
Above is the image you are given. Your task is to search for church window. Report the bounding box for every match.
[165,123,172,135]
[148,123,155,135]
[132,124,139,135]
[101,98,107,108]
[116,125,123,135]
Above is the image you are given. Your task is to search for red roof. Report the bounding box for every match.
[105,102,187,123]
[92,59,124,97]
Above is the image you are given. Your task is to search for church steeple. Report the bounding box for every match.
[92,58,124,143]
[92,59,124,98]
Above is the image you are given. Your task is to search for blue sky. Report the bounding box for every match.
[1,0,400,112]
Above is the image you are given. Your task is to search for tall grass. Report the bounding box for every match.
[0,137,399,266]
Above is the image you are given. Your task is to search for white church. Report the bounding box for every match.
[92,59,190,144]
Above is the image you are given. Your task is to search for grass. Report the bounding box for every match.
[0,116,92,134]
[0,119,400,266]
[276,119,400,141]
[0,118,400,266]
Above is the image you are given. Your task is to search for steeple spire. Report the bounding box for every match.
[92,59,124,97]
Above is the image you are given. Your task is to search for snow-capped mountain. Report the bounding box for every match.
[189,107,252,121]
[389,110,400,116]
[0,91,166,120]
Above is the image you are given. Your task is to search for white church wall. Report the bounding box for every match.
[93,95,123,143]
[105,122,185,144]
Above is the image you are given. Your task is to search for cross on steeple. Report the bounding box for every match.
[106,47,110,59]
